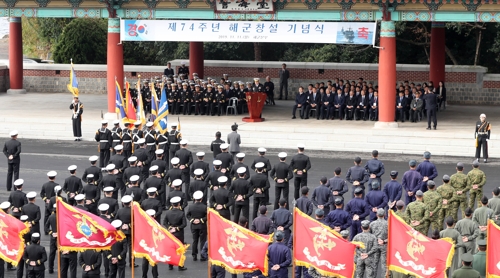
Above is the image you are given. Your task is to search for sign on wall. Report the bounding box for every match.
[121,20,377,45]
[215,0,275,14]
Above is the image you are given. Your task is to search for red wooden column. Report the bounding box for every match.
[429,22,446,85]
[377,15,396,125]
[189,42,204,79]
[8,17,26,94]
[107,17,124,113]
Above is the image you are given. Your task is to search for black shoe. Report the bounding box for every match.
[484,159,488,163]
[130,264,139,267]
[304,117,309,119]
[278,98,282,100]
[193,255,197,261]
[168,265,174,270]
[426,127,431,130]
[7,267,16,271]
[48,270,54,274]
[292,116,296,119]
[433,127,436,130]
[266,202,272,205]
[200,258,207,262]
[178,266,187,271]
[74,139,78,141]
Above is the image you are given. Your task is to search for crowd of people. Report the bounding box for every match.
[2,119,498,278]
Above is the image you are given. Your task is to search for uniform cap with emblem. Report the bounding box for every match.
[155,149,164,155]
[111,220,122,229]
[86,174,94,180]
[68,165,77,171]
[101,120,108,125]
[137,138,146,144]
[334,198,343,205]
[278,152,287,158]
[170,196,182,204]
[237,167,246,174]
[361,220,371,229]
[47,171,57,177]
[134,120,141,126]
[114,145,123,151]
[20,215,29,221]
[104,186,114,192]
[54,185,62,193]
[98,203,110,211]
[128,156,138,162]
[26,192,37,199]
[297,143,305,149]
[170,123,177,128]
[315,209,324,217]
[121,195,133,203]
[171,157,180,165]
[74,194,85,201]
[9,130,18,137]
[106,164,116,171]
[149,165,159,172]
[147,187,157,194]
[371,181,380,189]
[193,191,204,200]
[180,139,188,145]
[409,159,417,167]
[196,152,205,157]
[146,209,156,216]
[477,239,486,246]
[130,175,140,182]
[236,153,245,158]
[461,253,474,263]
[194,169,204,176]
[0,202,11,210]
[258,147,266,153]
[220,143,229,149]
[443,174,450,181]
[423,151,431,159]
[146,122,154,128]
[218,176,228,184]
[31,233,40,239]
[113,120,120,125]
[416,190,424,197]
[172,179,182,187]
[354,187,363,194]
[213,160,222,166]
[274,231,284,241]
[89,155,99,162]
[255,162,265,169]
[390,171,398,177]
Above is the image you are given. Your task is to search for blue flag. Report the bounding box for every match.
[154,86,169,133]
[115,81,126,119]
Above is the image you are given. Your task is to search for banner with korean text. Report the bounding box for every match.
[121,20,376,44]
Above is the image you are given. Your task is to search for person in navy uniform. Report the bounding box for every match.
[423,89,438,129]
[365,150,385,192]
[326,167,349,203]
[396,91,407,122]
[270,152,293,210]
[383,171,402,212]
[332,89,344,120]
[346,157,369,198]
[295,187,313,216]
[325,198,352,232]
[290,144,311,200]
[78,249,102,278]
[210,176,233,220]
[320,89,334,120]
[311,177,333,216]
[23,233,47,278]
[229,167,252,222]
[364,182,387,221]
[3,130,22,192]
[270,198,293,242]
[252,78,264,93]
[292,87,308,119]
[168,83,178,115]
[107,220,127,278]
[110,120,122,155]
[163,196,187,271]
[304,87,321,120]
[475,113,491,163]
[369,91,379,121]
[69,97,84,141]
[236,82,247,114]
[250,163,270,221]
[177,62,189,76]
[95,120,113,168]
[416,151,438,192]
[267,231,292,278]
[186,191,207,262]
[346,187,370,240]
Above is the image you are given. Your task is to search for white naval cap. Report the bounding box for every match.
[220,143,229,149]
[111,220,122,229]
[103,186,114,192]
[9,130,18,137]
[258,147,266,153]
[89,155,99,162]
[155,149,164,155]
[146,209,156,216]
[196,152,205,157]
[31,233,40,239]
[146,122,154,128]
[193,169,204,176]
[0,202,11,210]
[134,120,142,126]
[170,123,177,128]
[106,164,116,171]
[68,165,77,171]
[170,196,182,204]
[130,175,140,182]
[213,160,222,166]
[53,204,56,208]
[137,138,146,144]
[255,162,265,169]
[180,139,188,145]
[121,195,133,203]
[128,156,138,162]
[101,120,108,125]
[149,165,159,172]
[217,176,228,183]
[297,143,305,149]
[171,157,180,164]
[86,174,94,179]
[278,152,287,158]
[236,153,245,158]
[54,185,62,193]
[14,179,24,187]
[98,203,110,211]
[74,194,85,201]
[237,167,247,174]
[147,187,157,193]
[172,179,182,187]
[193,191,204,200]
[113,120,120,125]
[114,145,123,151]
[20,215,29,221]
[47,171,57,177]
[26,192,37,199]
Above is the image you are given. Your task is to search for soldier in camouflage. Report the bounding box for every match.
[467,160,487,210]
[439,217,464,274]
[436,175,459,227]
[472,195,493,240]
[352,220,377,278]
[405,190,430,235]
[450,162,470,220]
[395,200,408,224]
[423,180,443,232]
[455,208,480,256]
[369,208,388,278]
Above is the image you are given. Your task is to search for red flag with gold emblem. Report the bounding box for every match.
[56,198,125,251]
[132,202,188,266]
[0,210,30,266]
[387,210,454,278]
[293,208,357,278]
[487,220,500,277]
[208,209,272,275]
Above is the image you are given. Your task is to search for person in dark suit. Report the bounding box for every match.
[305,87,321,120]
[345,91,357,120]
[333,89,344,120]
[3,130,21,191]
[292,87,308,119]
[355,90,370,121]
[369,91,379,121]
[320,89,334,120]
[396,91,408,122]
[423,90,438,130]
[264,76,275,105]
[410,92,424,122]
[404,89,413,121]
[163,62,174,77]
[278,63,290,100]
[437,81,446,110]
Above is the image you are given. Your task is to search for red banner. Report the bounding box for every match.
[56,198,125,251]
[387,210,454,278]
[132,203,188,266]
[293,208,356,278]
[487,220,500,278]
[208,209,272,275]
[0,210,30,266]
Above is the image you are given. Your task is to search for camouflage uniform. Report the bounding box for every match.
[395,209,408,224]
[467,168,486,209]
[455,217,480,256]
[352,231,378,278]
[405,200,429,235]
[449,171,470,220]
[369,218,388,278]
[472,206,493,240]
[487,195,500,225]
[423,189,443,232]
[436,182,459,225]
[439,227,464,275]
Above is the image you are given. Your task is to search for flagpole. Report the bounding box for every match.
[131,203,135,278]
[292,208,296,278]
[207,210,211,278]
[386,211,392,278]
[56,198,62,278]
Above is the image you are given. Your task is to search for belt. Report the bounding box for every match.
[123,140,132,143]
[147,143,156,146]
[478,132,488,135]
[158,142,168,145]
[99,140,108,142]
[113,140,121,142]
[171,143,179,145]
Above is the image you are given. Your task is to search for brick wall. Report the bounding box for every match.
[0,68,8,92]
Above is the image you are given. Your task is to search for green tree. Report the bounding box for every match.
[53,18,107,64]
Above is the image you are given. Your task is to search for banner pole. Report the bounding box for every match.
[386,211,392,278]
[292,208,296,278]
[207,210,211,278]
[131,203,135,278]
[56,198,61,278]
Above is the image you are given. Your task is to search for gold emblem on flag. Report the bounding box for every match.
[0,220,8,240]
[224,227,248,257]
[310,226,336,256]
[406,230,428,261]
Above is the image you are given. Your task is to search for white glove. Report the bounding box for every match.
[486,139,489,141]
